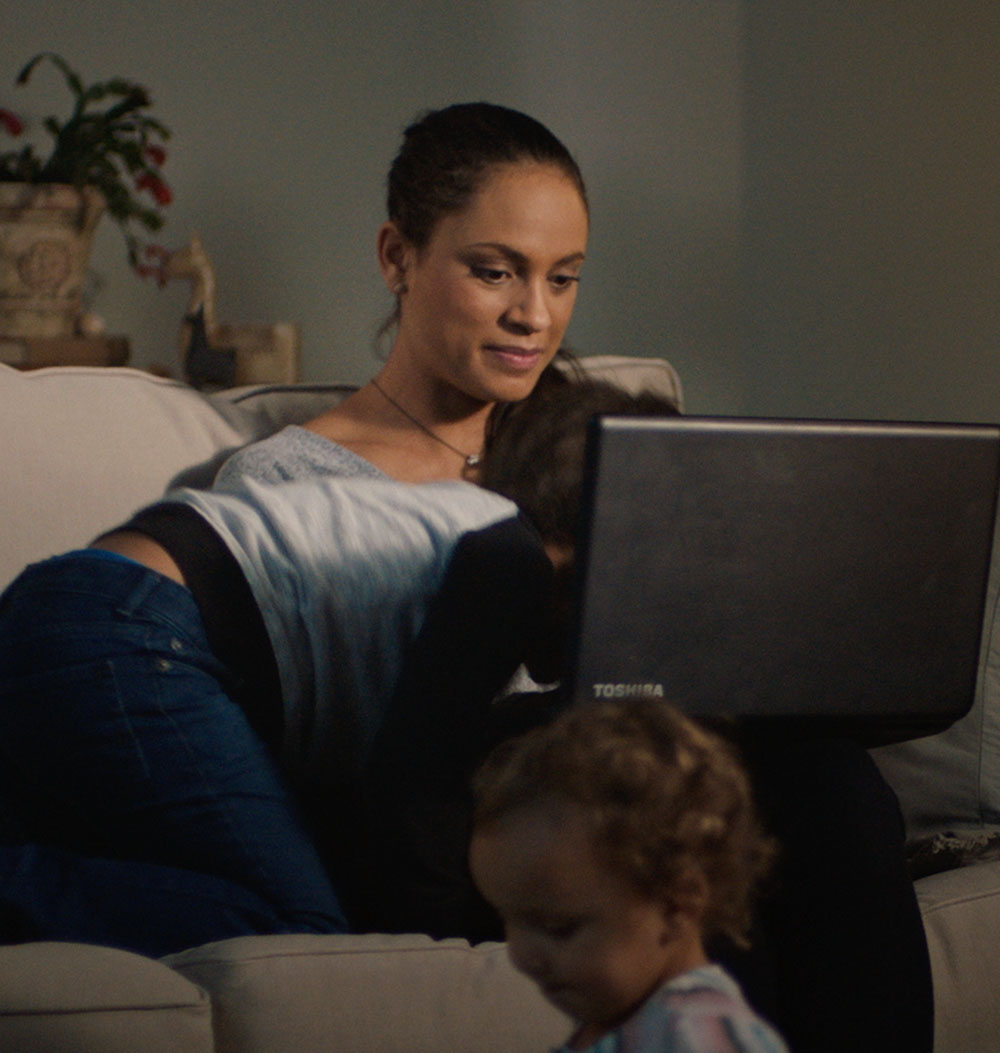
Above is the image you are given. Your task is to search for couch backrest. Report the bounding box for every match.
[0,355,682,591]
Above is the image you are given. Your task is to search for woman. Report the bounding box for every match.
[0,103,590,957]
[215,101,589,488]
[0,374,673,957]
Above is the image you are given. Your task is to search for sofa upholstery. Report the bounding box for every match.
[0,941,212,1053]
[166,934,569,1053]
[1,356,999,1051]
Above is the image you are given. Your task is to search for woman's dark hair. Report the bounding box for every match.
[387,102,588,251]
[481,369,680,551]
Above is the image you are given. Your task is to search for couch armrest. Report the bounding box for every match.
[0,941,212,1053]
[916,862,1000,1051]
[0,364,253,588]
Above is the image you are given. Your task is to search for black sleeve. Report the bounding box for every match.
[351,513,566,940]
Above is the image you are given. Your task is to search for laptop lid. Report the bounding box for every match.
[565,416,1000,735]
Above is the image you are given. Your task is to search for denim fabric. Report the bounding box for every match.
[0,552,346,956]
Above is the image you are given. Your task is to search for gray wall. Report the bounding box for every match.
[4,3,998,422]
[743,3,1000,423]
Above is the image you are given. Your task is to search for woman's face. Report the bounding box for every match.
[386,163,589,405]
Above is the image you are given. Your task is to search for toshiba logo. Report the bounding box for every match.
[591,683,665,699]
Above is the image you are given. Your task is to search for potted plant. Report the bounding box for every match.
[0,53,172,339]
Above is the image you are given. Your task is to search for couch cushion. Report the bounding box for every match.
[0,941,212,1053]
[220,380,361,432]
[166,932,569,1053]
[872,512,1000,841]
[561,353,684,407]
[916,862,1000,1051]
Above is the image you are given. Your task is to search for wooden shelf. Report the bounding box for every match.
[0,335,130,370]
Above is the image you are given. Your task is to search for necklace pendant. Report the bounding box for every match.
[370,378,483,470]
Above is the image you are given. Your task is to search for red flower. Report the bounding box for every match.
[135,245,171,286]
[145,144,167,167]
[136,172,173,206]
[0,108,24,136]
[135,262,168,287]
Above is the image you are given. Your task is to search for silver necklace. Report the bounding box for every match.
[370,377,482,468]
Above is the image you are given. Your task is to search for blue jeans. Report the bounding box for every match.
[0,552,347,956]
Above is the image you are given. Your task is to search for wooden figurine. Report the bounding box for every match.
[161,233,300,388]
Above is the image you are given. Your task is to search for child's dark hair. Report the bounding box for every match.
[471,699,776,947]
[387,102,587,251]
[481,368,679,551]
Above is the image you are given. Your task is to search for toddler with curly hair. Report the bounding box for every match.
[469,699,788,1053]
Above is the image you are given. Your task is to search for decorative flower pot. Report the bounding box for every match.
[0,183,105,338]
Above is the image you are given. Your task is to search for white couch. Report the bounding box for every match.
[1,358,999,1051]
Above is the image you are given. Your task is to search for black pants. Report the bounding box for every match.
[714,729,934,1053]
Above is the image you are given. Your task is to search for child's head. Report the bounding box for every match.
[481,371,679,680]
[482,368,679,557]
[468,700,774,1037]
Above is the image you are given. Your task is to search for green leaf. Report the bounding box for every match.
[17,53,84,99]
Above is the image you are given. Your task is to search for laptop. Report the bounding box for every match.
[564,416,1000,739]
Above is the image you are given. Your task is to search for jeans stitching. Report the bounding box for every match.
[108,657,153,781]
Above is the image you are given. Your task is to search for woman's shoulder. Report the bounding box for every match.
[213,425,385,488]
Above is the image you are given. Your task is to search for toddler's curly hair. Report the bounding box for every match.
[471,699,775,947]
